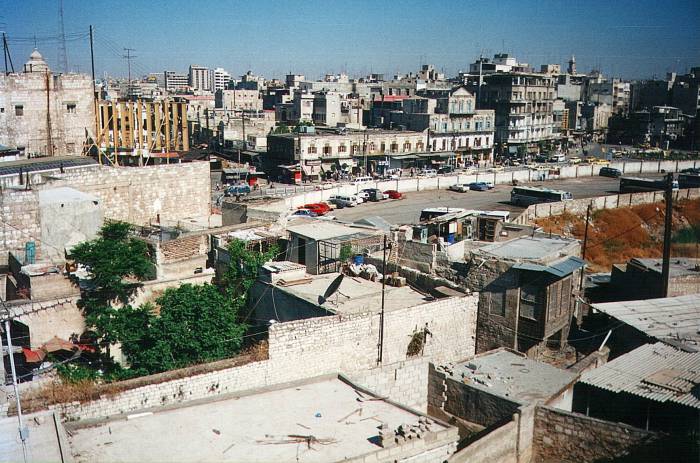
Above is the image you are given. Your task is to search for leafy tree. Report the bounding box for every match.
[115,284,247,375]
[272,123,291,134]
[71,221,155,350]
[221,240,279,297]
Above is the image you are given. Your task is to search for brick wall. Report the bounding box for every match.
[11,297,83,348]
[40,161,211,226]
[532,405,658,463]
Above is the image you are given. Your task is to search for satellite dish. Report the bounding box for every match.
[318,274,344,305]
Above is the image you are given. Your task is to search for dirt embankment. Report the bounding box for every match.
[536,198,700,272]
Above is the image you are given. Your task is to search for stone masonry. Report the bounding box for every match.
[532,405,658,463]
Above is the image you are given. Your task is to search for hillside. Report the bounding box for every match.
[536,198,700,272]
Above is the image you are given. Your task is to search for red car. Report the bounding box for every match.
[383,190,403,199]
[299,203,330,215]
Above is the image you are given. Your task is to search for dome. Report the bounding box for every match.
[24,48,50,73]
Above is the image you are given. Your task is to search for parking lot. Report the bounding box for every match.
[330,174,662,225]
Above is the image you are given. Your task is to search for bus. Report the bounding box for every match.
[510,186,573,206]
[419,207,466,222]
[678,173,700,189]
[619,177,678,193]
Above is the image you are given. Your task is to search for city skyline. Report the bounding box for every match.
[2,0,699,80]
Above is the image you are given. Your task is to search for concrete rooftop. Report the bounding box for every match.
[476,236,578,262]
[38,186,99,205]
[276,272,430,314]
[444,349,577,405]
[629,257,700,278]
[68,377,444,463]
[287,221,380,242]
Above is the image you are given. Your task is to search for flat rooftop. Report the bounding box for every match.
[591,294,700,349]
[475,236,578,262]
[276,272,430,315]
[68,376,447,463]
[287,221,381,242]
[0,155,97,176]
[443,349,577,404]
[628,258,700,278]
[38,187,99,205]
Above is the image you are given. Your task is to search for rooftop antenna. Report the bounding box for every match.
[57,0,68,72]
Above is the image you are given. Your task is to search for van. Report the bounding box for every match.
[352,176,373,184]
[421,169,438,177]
[599,167,622,178]
[328,194,358,208]
[548,153,566,163]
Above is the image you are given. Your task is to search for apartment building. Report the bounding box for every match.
[211,67,231,92]
[481,72,558,155]
[188,65,211,92]
[399,87,495,163]
[215,89,263,112]
[164,71,189,93]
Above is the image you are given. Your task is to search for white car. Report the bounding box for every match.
[421,169,438,177]
[357,191,370,202]
[448,183,470,192]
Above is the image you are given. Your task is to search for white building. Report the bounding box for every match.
[211,67,231,92]
[164,71,189,92]
[189,65,211,92]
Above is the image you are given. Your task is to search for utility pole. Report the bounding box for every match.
[661,172,674,297]
[89,25,99,159]
[123,48,136,98]
[3,32,15,75]
[579,203,592,291]
[2,304,28,463]
[377,235,387,365]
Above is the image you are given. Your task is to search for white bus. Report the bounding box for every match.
[510,186,573,206]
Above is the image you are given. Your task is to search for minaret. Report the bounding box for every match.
[568,55,577,75]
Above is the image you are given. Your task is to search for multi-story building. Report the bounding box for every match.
[0,49,94,156]
[630,77,672,111]
[670,67,700,117]
[215,89,262,112]
[266,127,426,181]
[399,86,495,163]
[211,67,231,92]
[581,102,613,139]
[188,65,211,92]
[480,72,558,155]
[285,74,305,89]
[586,77,630,115]
[164,71,189,93]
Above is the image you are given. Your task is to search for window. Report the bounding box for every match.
[520,283,544,320]
[390,142,398,153]
[0,107,4,113]
[66,103,76,114]
[338,144,347,153]
[403,141,411,152]
[323,145,332,155]
[380,142,386,152]
[15,105,24,116]
[489,291,506,316]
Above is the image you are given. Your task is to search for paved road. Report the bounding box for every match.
[330,174,662,225]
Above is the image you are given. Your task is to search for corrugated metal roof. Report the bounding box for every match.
[580,343,700,409]
[513,256,585,278]
[591,294,700,348]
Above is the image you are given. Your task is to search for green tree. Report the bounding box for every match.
[71,221,155,347]
[222,240,278,297]
[116,284,247,375]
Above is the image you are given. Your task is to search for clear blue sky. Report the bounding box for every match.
[2,0,699,80]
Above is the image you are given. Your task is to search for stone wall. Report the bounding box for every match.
[10,296,83,348]
[49,295,477,422]
[516,187,700,224]
[155,234,210,279]
[0,189,42,265]
[40,161,211,226]
[532,405,658,463]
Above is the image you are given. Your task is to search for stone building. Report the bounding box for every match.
[266,126,427,180]
[480,72,558,156]
[462,236,584,358]
[0,49,94,156]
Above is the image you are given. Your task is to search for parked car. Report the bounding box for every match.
[568,157,582,164]
[680,167,700,174]
[421,169,438,177]
[360,188,386,201]
[437,166,454,175]
[299,203,330,216]
[289,208,318,218]
[599,167,622,178]
[357,191,370,202]
[383,190,403,199]
[224,184,251,197]
[299,203,330,215]
[548,153,566,163]
[328,194,359,208]
[469,182,490,191]
[352,176,373,184]
[448,183,471,192]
